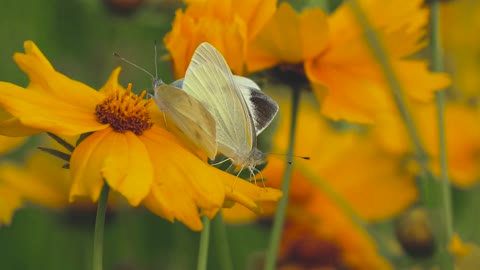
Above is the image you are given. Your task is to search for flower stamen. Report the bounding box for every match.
[95,84,153,135]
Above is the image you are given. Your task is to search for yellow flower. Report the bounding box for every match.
[0,41,282,231]
[273,94,418,221]
[226,159,394,269]
[374,102,480,188]
[248,0,450,123]
[164,0,276,78]
[276,195,393,270]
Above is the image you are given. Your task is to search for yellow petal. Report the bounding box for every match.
[223,176,282,214]
[306,57,393,124]
[70,128,113,202]
[70,128,154,206]
[0,185,23,225]
[233,0,276,40]
[165,10,247,78]
[0,109,43,136]
[271,97,417,220]
[304,0,449,123]
[99,67,123,94]
[247,3,329,72]
[0,161,68,208]
[101,131,154,206]
[140,125,225,231]
[13,41,105,106]
[0,82,107,136]
[222,203,258,224]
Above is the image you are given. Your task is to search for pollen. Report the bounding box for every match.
[95,83,153,135]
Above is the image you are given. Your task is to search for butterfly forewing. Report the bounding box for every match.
[183,44,255,159]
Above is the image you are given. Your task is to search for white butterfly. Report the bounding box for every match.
[174,42,279,178]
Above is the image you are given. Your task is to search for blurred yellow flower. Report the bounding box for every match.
[164,0,276,78]
[0,151,70,209]
[277,195,393,270]
[375,102,480,188]
[248,0,450,123]
[0,41,282,231]
[274,95,418,221]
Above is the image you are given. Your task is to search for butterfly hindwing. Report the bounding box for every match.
[233,75,279,135]
[154,84,217,159]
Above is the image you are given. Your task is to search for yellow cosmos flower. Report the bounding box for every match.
[0,41,282,231]
[226,156,393,269]
[374,102,480,188]
[164,0,276,78]
[275,95,417,221]
[0,151,70,209]
[248,0,450,123]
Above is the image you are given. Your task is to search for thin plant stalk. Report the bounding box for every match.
[347,0,435,205]
[264,86,301,270]
[212,212,234,270]
[197,216,211,270]
[348,0,454,268]
[430,0,453,242]
[92,184,110,270]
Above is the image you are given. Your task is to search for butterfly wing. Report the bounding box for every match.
[154,84,217,159]
[233,75,279,135]
[182,43,254,160]
[172,76,279,135]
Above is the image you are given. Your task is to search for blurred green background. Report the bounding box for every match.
[2,1,480,269]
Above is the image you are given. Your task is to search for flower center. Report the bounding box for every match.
[95,84,153,135]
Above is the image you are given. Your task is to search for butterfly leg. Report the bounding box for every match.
[231,166,245,191]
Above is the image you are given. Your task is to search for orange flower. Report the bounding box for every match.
[0,41,282,231]
[248,0,450,123]
[374,102,480,188]
[164,0,276,78]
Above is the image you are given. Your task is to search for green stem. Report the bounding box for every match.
[212,213,234,270]
[347,0,434,205]
[197,216,211,270]
[430,0,453,240]
[430,1,454,268]
[264,86,301,270]
[92,184,110,270]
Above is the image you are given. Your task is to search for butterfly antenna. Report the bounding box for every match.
[265,152,310,164]
[154,40,159,82]
[113,52,155,80]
